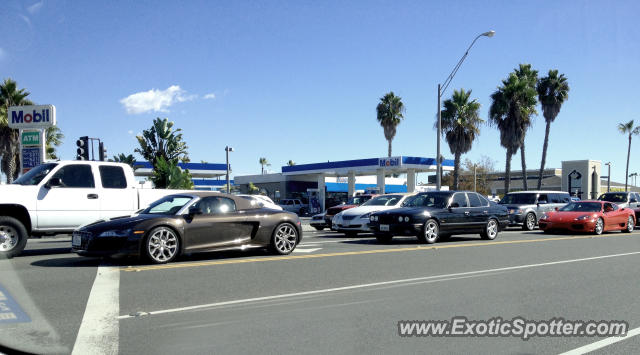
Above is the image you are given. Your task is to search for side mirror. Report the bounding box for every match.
[554,207,559,211]
[449,202,460,209]
[45,177,63,189]
[188,206,203,216]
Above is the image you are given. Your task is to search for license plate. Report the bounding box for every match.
[380,224,390,232]
[72,234,81,247]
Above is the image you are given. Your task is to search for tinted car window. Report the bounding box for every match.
[451,193,468,208]
[404,192,451,208]
[537,194,549,203]
[467,193,483,207]
[50,165,95,188]
[558,193,571,203]
[99,166,127,189]
[549,193,562,203]
[559,202,602,212]
[477,194,490,206]
[598,193,628,203]
[499,193,536,204]
[196,197,237,214]
[362,195,402,206]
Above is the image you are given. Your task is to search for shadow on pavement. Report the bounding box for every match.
[20,247,72,257]
[30,256,102,268]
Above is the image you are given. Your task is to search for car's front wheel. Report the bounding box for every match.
[623,216,634,233]
[145,227,180,264]
[594,218,604,235]
[271,223,298,255]
[417,219,439,244]
[0,216,28,259]
[522,212,536,231]
[481,218,499,240]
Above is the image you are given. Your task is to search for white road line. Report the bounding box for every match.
[72,263,120,355]
[118,250,640,320]
[558,326,640,355]
[292,248,322,253]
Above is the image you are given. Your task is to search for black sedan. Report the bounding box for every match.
[72,192,303,264]
[368,191,509,244]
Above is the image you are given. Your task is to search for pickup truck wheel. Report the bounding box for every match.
[144,227,180,264]
[0,216,28,259]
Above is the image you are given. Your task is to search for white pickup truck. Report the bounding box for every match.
[0,160,187,257]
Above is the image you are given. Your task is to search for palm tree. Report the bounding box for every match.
[112,153,137,168]
[513,64,538,190]
[489,73,538,193]
[135,117,189,169]
[287,160,295,166]
[45,126,64,160]
[376,91,405,157]
[0,78,34,183]
[438,89,483,190]
[536,70,569,190]
[259,157,271,174]
[618,120,640,191]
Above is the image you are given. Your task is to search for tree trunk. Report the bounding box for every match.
[453,151,461,190]
[261,165,264,175]
[505,149,512,194]
[520,142,528,191]
[388,139,392,158]
[537,120,551,190]
[626,134,631,191]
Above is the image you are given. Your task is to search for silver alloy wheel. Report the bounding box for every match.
[424,220,439,243]
[0,225,18,252]
[595,218,604,235]
[274,224,297,253]
[526,213,536,230]
[147,227,178,263]
[486,219,498,239]
[628,216,634,232]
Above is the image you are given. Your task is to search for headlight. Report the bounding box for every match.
[370,215,375,221]
[398,216,404,222]
[404,216,410,222]
[361,212,371,219]
[98,229,131,237]
[375,216,379,221]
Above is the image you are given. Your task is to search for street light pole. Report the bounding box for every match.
[605,162,611,192]
[436,30,494,190]
[474,164,477,192]
[225,146,234,194]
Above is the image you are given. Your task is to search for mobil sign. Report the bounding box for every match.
[8,105,56,129]
[379,156,402,168]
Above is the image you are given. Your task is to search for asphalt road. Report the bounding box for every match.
[1,227,639,354]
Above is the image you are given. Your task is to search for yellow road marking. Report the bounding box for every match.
[123,233,638,272]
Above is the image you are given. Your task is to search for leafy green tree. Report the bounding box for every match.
[618,120,640,192]
[135,117,189,168]
[287,160,295,166]
[489,72,538,193]
[513,64,538,190]
[438,89,484,190]
[536,70,569,190]
[376,91,405,157]
[151,156,193,189]
[259,157,270,174]
[45,126,64,160]
[247,182,259,194]
[112,153,137,168]
[0,78,34,182]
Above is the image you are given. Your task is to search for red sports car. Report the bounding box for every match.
[538,200,635,235]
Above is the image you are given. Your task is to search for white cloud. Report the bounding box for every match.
[27,1,43,14]
[120,85,195,114]
[203,93,216,100]
[127,130,133,135]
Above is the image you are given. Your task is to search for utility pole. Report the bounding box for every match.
[225,146,234,194]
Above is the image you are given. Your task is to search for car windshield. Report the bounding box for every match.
[403,192,451,208]
[362,195,402,206]
[348,196,372,205]
[142,195,193,215]
[12,163,58,185]
[598,193,627,203]
[499,193,537,205]
[559,202,602,212]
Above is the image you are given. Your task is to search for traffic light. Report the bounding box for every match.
[76,136,89,160]
[98,142,107,161]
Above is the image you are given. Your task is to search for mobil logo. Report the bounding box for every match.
[379,156,402,168]
[8,104,57,129]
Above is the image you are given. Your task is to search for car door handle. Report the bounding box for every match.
[483,211,488,214]
[87,194,99,199]
[464,211,470,215]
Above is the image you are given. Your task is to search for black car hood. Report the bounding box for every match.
[376,207,439,215]
[80,214,170,232]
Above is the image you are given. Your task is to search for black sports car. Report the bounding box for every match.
[72,192,303,263]
[368,191,509,243]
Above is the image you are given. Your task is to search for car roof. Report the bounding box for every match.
[171,191,255,210]
[505,190,567,194]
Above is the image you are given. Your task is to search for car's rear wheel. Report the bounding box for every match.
[0,216,28,259]
[145,227,180,264]
[624,216,634,233]
[417,219,439,244]
[481,218,499,240]
[271,223,298,255]
[375,233,393,243]
[522,213,536,231]
[594,218,604,235]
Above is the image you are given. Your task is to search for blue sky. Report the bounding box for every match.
[2,0,640,183]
